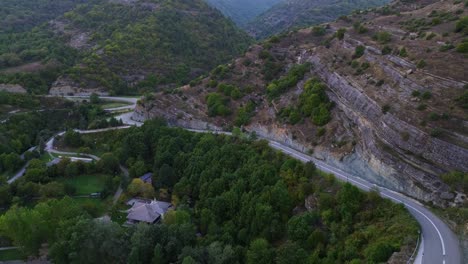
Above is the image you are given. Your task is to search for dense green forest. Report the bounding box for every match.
[0,0,252,95]
[204,0,282,26]
[0,93,121,175]
[0,120,418,263]
[0,0,88,33]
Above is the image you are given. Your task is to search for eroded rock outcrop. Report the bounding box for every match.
[135,0,468,206]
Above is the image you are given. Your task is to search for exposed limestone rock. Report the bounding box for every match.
[49,77,109,96]
[0,84,27,93]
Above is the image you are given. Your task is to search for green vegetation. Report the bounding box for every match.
[441,171,468,194]
[234,101,256,127]
[0,94,120,176]
[0,248,23,261]
[58,174,108,195]
[266,63,311,99]
[456,41,468,53]
[336,28,347,40]
[417,60,427,68]
[247,0,390,38]
[354,22,369,34]
[373,31,392,44]
[0,0,88,33]
[353,45,366,58]
[260,50,284,82]
[381,45,392,55]
[206,93,231,117]
[0,0,252,94]
[279,78,333,126]
[455,90,468,108]
[455,16,468,34]
[204,0,281,26]
[399,47,408,57]
[0,121,419,263]
[217,83,242,99]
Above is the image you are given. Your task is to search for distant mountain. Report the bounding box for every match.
[204,0,282,26]
[247,0,391,38]
[0,0,89,33]
[0,0,252,95]
[138,0,468,206]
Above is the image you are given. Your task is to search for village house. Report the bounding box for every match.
[125,198,172,226]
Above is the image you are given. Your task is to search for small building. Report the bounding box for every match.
[125,199,172,225]
[139,172,153,184]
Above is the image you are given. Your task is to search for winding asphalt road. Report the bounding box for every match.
[185,129,462,264]
[6,96,461,263]
[106,97,461,264]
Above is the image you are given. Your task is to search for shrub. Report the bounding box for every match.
[336,28,347,40]
[439,43,455,52]
[353,45,366,59]
[455,90,468,108]
[456,42,468,53]
[455,16,468,34]
[430,128,443,137]
[399,47,408,57]
[417,60,427,68]
[312,26,326,36]
[382,104,391,114]
[381,45,392,55]
[353,22,368,34]
[206,93,231,117]
[416,104,427,111]
[421,91,432,100]
[266,63,311,98]
[374,31,392,44]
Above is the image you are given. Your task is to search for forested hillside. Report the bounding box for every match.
[204,0,282,26]
[0,0,252,95]
[0,0,88,33]
[0,121,419,263]
[137,0,468,207]
[246,0,391,38]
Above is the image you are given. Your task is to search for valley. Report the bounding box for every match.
[0,0,466,263]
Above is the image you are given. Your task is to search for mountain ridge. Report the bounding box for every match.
[135,0,468,207]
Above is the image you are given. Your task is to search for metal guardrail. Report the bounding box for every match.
[407,232,421,264]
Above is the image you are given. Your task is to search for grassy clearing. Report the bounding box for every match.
[0,248,23,261]
[58,174,106,195]
[73,197,108,217]
[100,101,131,109]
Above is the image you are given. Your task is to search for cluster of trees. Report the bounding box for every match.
[2,120,419,263]
[0,0,89,33]
[266,63,311,99]
[0,155,120,208]
[246,0,390,39]
[62,0,251,94]
[278,78,333,126]
[260,50,283,82]
[234,101,256,127]
[206,93,232,117]
[441,171,468,194]
[0,95,120,175]
[1,0,252,94]
[0,92,40,109]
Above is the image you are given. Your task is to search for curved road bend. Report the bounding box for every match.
[185,129,461,264]
[44,96,462,263]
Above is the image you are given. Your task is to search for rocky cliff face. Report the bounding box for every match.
[135,0,468,206]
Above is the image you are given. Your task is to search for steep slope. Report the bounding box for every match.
[135,0,468,207]
[0,0,252,95]
[204,0,282,26]
[0,0,89,33]
[246,0,391,39]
